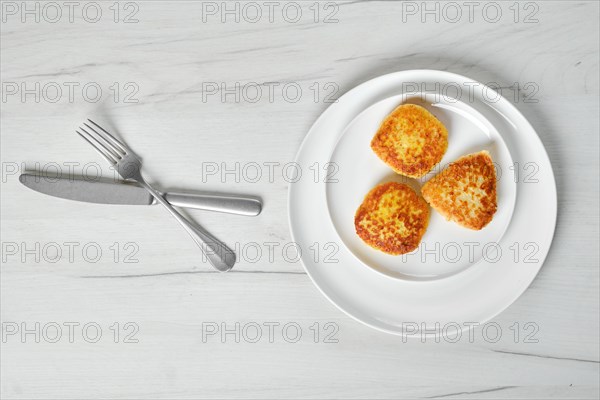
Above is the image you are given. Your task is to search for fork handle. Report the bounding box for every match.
[139,181,236,271]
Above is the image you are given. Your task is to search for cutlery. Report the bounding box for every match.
[19,173,262,216]
[76,119,236,272]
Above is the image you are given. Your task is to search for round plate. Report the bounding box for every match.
[326,93,517,281]
[288,70,557,336]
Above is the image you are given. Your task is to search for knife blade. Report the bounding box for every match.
[19,173,262,216]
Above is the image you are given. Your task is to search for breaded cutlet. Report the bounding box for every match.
[421,151,497,230]
[371,104,448,178]
[354,182,429,255]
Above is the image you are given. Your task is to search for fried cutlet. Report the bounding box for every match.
[371,104,448,178]
[421,151,497,230]
[354,182,429,255]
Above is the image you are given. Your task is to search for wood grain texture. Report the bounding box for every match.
[1,1,598,399]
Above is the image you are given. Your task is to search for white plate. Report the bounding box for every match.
[326,94,517,280]
[288,70,557,336]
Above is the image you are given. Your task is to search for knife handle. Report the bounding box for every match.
[163,192,262,216]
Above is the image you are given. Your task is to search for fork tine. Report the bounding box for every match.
[87,119,127,154]
[82,122,124,157]
[79,126,122,160]
[77,130,117,165]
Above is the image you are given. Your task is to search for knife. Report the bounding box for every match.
[19,173,262,216]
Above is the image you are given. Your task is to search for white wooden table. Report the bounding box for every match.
[1,1,598,398]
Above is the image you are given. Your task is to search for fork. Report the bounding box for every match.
[77,119,236,272]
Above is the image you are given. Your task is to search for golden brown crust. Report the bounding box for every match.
[371,104,448,178]
[421,151,497,230]
[354,182,430,255]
